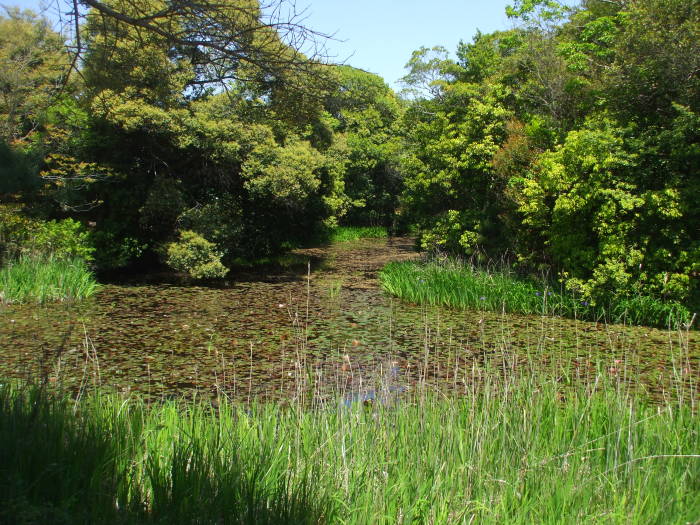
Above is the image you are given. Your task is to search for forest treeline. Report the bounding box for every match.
[0,0,698,313]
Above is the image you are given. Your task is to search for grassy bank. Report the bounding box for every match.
[0,257,100,304]
[1,374,698,524]
[379,260,693,328]
[329,226,387,243]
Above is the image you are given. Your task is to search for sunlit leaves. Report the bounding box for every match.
[0,9,68,142]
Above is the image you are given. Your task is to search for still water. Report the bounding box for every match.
[1,238,697,402]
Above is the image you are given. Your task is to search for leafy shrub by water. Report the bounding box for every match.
[0,206,94,264]
[26,218,95,262]
[379,260,693,328]
[0,257,100,304]
[166,230,229,279]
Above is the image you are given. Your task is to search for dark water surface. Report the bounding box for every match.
[1,238,697,401]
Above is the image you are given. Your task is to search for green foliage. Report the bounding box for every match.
[0,206,94,264]
[0,8,67,142]
[0,141,41,193]
[399,45,456,99]
[27,219,95,262]
[139,175,186,239]
[176,194,244,258]
[90,230,147,270]
[243,139,323,210]
[506,0,569,23]
[0,0,407,269]
[400,85,511,254]
[38,152,114,213]
[323,67,404,227]
[0,256,99,304]
[398,0,699,316]
[512,114,697,307]
[0,205,33,263]
[165,230,228,280]
[607,0,700,123]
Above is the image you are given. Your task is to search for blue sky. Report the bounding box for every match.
[6,0,519,89]
[297,1,513,88]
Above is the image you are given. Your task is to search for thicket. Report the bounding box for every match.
[397,0,699,317]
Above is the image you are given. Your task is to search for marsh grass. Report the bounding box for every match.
[1,361,698,524]
[0,256,99,304]
[380,260,693,329]
[329,226,388,243]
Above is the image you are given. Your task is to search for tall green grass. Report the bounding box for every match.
[1,363,699,524]
[329,226,388,243]
[0,256,100,304]
[379,260,693,328]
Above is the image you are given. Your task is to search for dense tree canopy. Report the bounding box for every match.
[0,0,697,314]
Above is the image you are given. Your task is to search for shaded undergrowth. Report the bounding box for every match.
[379,260,694,329]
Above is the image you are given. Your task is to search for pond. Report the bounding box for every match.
[0,237,697,402]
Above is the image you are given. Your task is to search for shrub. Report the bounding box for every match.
[165,230,228,279]
[0,205,33,263]
[0,207,94,264]
[26,218,95,262]
[139,175,186,239]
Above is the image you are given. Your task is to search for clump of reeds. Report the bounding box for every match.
[0,256,100,304]
[329,226,388,243]
[379,260,693,328]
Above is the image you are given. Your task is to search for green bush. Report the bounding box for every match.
[165,230,228,279]
[176,194,245,261]
[27,219,95,262]
[0,205,33,263]
[0,207,94,264]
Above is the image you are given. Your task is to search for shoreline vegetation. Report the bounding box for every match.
[1,363,698,524]
[379,259,695,329]
[1,237,698,523]
[0,227,388,304]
